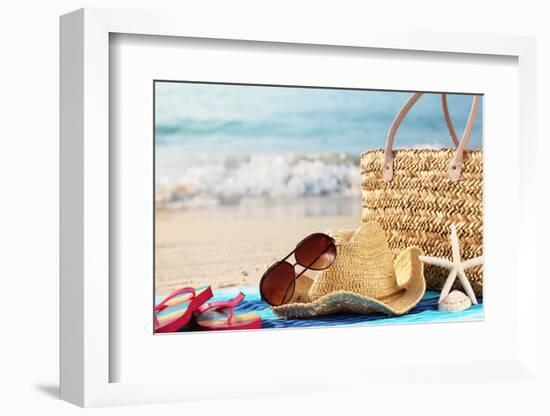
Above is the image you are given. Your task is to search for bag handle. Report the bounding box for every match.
[442,94,461,147]
[382,93,480,182]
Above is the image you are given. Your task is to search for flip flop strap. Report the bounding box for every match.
[197,303,235,324]
[155,287,196,312]
[197,292,245,324]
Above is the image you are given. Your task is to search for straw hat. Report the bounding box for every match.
[272,222,425,318]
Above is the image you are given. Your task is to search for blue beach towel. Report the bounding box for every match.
[156,285,483,331]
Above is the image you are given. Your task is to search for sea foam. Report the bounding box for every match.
[156,153,361,209]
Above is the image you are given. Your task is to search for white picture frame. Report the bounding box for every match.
[60,7,538,408]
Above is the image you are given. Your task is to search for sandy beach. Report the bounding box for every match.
[155,201,360,295]
[153,84,482,297]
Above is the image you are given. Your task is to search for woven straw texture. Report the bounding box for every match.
[272,222,426,318]
[361,148,483,294]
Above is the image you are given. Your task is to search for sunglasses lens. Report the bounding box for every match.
[260,262,296,306]
[295,234,336,270]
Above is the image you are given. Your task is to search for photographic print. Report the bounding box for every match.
[154,82,483,333]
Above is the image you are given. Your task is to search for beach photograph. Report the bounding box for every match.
[154,82,484,333]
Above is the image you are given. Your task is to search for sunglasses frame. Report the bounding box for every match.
[259,233,337,306]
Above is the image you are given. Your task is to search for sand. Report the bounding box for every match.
[155,207,359,295]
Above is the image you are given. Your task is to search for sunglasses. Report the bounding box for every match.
[259,233,337,306]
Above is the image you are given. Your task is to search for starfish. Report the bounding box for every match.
[419,224,483,305]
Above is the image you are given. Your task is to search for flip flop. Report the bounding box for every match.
[195,292,262,331]
[155,286,213,333]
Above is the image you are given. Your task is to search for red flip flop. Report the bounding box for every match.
[155,286,213,333]
[195,292,262,331]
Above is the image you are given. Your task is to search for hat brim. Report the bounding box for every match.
[272,247,425,318]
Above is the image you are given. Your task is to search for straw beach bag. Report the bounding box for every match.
[360,93,483,294]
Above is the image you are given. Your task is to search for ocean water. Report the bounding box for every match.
[155,82,483,210]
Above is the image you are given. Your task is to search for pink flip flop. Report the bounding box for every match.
[155,286,213,333]
[194,292,262,331]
